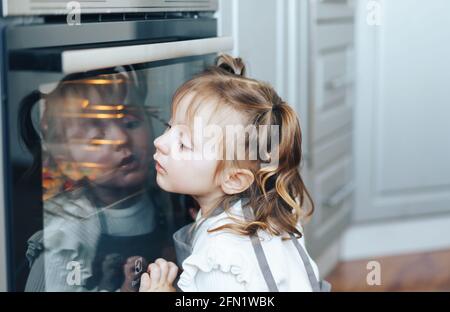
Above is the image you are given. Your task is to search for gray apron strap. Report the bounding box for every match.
[288,233,321,292]
[242,204,280,292]
[242,200,330,292]
[98,209,109,234]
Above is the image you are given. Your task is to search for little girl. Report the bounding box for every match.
[139,54,331,292]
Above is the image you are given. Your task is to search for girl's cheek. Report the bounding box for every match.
[192,159,218,182]
[69,146,96,163]
[171,158,215,180]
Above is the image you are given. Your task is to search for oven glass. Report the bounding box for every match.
[8,55,215,291]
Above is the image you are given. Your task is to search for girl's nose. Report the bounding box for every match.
[107,122,130,150]
[154,133,170,155]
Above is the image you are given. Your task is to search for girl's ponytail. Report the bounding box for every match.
[252,95,314,239]
[216,53,246,77]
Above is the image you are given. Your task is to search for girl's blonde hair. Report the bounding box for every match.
[173,54,314,239]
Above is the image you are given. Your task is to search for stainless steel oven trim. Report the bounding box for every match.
[0,99,7,291]
[0,110,6,292]
[8,17,222,72]
[2,0,218,17]
[6,18,217,50]
[0,20,9,291]
[62,36,233,74]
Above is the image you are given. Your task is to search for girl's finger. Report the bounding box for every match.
[149,263,161,289]
[167,262,179,284]
[139,273,151,292]
[155,259,169,284]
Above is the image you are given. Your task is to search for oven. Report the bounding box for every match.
[0,0,232,291]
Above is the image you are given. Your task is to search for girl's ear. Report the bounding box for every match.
[220,168,255,195]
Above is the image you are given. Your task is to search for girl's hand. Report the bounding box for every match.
[139,258,178,292]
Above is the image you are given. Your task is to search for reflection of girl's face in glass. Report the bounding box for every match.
[63,109,153,189]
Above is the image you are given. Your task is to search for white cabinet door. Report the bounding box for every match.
[354,0,450,222]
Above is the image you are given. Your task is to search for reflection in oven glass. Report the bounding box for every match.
[22,66,189,291]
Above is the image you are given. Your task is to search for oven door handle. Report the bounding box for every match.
[10,36,234,74]
[61,36,234,74]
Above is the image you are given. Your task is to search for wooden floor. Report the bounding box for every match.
[326,249,450,292]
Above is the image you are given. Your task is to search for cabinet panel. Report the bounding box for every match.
[354,0,450,222]
[312,130,352,170]
[316,24,354,51]
[315,49,354,110]
[312,99,353,143]
[314,0,354,21]
[314,156,353,211]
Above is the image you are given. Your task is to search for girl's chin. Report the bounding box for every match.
[156,175,189,194]
[155,174,172,192]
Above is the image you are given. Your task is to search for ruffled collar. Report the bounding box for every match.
[192,198,245,237]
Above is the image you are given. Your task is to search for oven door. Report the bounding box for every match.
[1,18,233,291]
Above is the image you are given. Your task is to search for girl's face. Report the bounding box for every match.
[62,109,153,189]
[153,93,221,196]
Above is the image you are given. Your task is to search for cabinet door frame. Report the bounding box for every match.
[304,0,355,263]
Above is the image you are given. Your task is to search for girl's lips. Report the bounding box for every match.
[155,160,167,175]
[118,155,140,171]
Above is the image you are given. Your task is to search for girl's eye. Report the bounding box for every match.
[180,141,192,151]
[86,126,105,140]
[164,123,172,133]
[124,120,141,129]
[122,116,142,129]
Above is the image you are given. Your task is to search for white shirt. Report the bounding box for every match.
[177,199,320,292]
